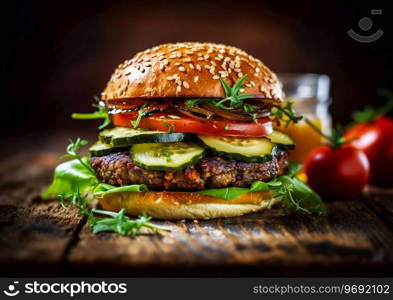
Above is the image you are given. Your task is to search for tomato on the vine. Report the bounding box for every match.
[345,116,393,186]
[305,146,370,199]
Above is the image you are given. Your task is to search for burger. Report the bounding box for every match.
[44,42,322,219]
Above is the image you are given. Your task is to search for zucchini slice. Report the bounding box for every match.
[267,130,295,150]
[99,127,191,147]
[89,141,117,156]
[131,142,205,171]
[198,135,275,163]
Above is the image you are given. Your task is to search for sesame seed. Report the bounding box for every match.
[176,86,181,93]
[166,76,174,81]
[219,49,225,54]
[194,76,199,82]
[169,54,177,59]
[183,58,192,62]
[196,64,201,71]
[255,67,260,73]
[240,88,245,92]
[179,66,186,72]
[212,75,220,80]
[183,81,190,88]
[204,65,211,69]
[189,63,195,69]
[237,72,243,78]
[204,54,209,60]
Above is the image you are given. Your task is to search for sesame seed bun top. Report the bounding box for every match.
[101,42,283,102]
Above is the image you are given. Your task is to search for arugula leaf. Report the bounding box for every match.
[131,104,148,128]
[286,161,303,178]
[42,157,99,199]
[72,99,111,130]
[93,183,148,195]
[198,163,325,214]
[199,181,269,200]
[273,176,325,214]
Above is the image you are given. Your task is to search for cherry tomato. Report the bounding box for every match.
[345,116,393,186]
[112,111,273,137]
[305,146,370,199]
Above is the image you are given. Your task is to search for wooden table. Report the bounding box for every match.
[1,131,392,277]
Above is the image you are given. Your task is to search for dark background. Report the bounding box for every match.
[3,0,392,142]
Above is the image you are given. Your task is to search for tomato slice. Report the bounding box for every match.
[112,111,273,137]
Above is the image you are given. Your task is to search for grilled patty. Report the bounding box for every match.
[91,150,288,191]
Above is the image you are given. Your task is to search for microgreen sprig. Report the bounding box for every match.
[61,138,95,175]
[91,208,170,237]
[268,163,325,215]
[131,104,148,128]
[72,97,111,130]
[272,100,303,127]
[208,75,254,110]
[58,189,170,237]
[185,75,255,116]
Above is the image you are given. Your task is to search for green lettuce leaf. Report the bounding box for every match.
[93,183,148,195]
[41,157,99,199]
[199,181,270,200]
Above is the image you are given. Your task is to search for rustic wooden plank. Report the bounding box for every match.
[66,200,393,276]
[0,151,83,275]
[363,186,393,228]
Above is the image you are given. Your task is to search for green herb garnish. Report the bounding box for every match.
[163,121,174,133]
[59,190,170,237]
[352,88,393,123]
[185,99,201,107]
[184,75,255,116]
[207,75,253,110]
[131,104,148,128]
[61,138,95,176]
[72,97,111,130]
[199,162,325,214]
[272,99,303,127]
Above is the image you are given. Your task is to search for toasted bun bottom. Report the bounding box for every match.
[97,190,280,219]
